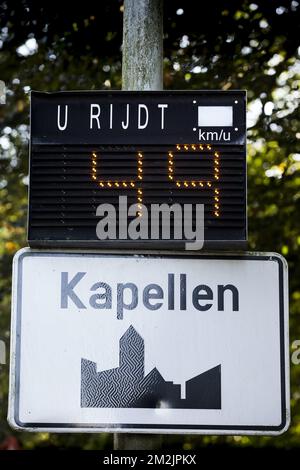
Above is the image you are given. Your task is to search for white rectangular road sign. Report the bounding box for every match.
[8,249,289,434]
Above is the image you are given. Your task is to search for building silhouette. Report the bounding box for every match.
[81,326,221,409]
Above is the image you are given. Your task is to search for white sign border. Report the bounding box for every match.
[8,248,290,435]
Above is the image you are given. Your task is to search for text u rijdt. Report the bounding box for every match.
[57,103,169,131]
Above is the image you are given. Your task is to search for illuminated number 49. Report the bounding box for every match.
[91,145,220,217]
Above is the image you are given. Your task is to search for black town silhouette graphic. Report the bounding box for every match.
[81,326,221,409]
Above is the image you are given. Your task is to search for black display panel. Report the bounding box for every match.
[28,90,247,249]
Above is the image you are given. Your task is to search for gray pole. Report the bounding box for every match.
[122,0,163,91]
[113,0,163,451]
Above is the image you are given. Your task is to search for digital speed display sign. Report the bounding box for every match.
[28,91,247,249]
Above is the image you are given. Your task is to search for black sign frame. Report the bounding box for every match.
[28,90,247,249]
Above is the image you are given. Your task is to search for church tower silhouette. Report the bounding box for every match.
[119,325,144,380]
[81,326,221,409]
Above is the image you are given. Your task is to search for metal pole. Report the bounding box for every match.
[122,0,163,91]
[113,0,163,451]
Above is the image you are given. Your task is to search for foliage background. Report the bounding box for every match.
[0,0,300,450]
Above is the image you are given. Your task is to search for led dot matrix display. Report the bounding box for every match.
[29,90,246,248]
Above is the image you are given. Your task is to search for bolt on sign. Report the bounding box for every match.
[8,249,289,434]
[28,91,246,249]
